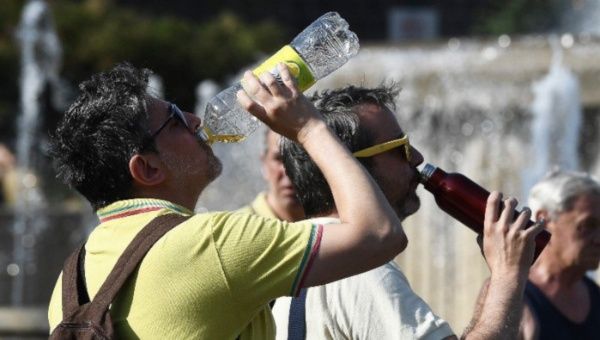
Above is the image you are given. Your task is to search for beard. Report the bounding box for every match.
[159,140,223,189]
[396,190,421,221]
[198,137,223,183]
[371,167,421,221]
[206,151,223,183]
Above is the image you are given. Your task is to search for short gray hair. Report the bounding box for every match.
[528,170,600,218]
[281,83,401,217]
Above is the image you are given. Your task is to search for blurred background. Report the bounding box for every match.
[0,0,599,337]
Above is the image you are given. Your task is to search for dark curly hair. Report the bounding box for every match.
[281,83,401,217]
[50,62,154,210]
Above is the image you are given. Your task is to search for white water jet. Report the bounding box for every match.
[522,38,582,197]
[11,0,62,305]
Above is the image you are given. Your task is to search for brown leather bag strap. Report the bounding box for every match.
[61,243,87,318]
[61,213,191,318]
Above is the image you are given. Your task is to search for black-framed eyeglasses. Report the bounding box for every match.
[150,103,190,138]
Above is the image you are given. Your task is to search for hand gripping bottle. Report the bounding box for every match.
[202,12,359,144]
[419,163,551,261]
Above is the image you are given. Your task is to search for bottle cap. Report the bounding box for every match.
[419,163,437,182]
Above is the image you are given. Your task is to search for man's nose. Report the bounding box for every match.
[410,146,424,167]
[187,111,202,130]
[276,160,287,173]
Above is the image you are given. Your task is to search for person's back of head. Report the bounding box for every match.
[281,84,400,217]
[528,169,600,219]
[50,62,154,211]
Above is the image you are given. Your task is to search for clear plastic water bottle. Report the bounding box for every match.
[202,12,359,144]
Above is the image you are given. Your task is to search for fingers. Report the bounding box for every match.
[241,63,297,99]
[239,70,283,122]
[241,71,270,104]
[237,89,267,121]
[484,191,502,227]
[258,63,298,99]
[510,206,530,236]
[482,192,543,274]
[499,197,518,231]
[259,72,283,98]
[236,64,317,141]
[240,64,299,107]
[278,63,299,96]
[522,218,545,239]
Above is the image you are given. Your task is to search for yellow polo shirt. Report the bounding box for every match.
[48,198,321,339]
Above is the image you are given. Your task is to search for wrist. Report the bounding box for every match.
[489,269,527,293]
[297,119,328,147]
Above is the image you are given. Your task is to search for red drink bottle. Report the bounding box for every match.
[419,163,551,260]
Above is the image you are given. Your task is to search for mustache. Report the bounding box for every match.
[411,168,420,183]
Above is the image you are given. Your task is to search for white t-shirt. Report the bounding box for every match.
[272,218,454,340]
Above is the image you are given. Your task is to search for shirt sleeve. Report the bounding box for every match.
[209,212,322,308]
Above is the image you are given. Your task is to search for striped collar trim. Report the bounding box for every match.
[97,198,192,222]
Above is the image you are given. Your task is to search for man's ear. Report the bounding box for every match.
[535,210,554,232]
[129,153,165,186]
[535,210,549,222]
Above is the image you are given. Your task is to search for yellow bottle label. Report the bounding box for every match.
[251,45,316,92]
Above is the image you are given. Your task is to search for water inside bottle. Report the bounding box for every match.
[209,134,246,144]
[200,126,246,144]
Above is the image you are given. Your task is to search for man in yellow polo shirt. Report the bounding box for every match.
[239,129,305,222]
[47,62,410,339]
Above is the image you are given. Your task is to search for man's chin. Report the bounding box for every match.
[397,198,420,221]
[208,157,223,182]
[581,256,600,271]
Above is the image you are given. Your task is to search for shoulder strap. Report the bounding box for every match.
[77,245,90,303]
[287,287,308,340]
[61,213,191,318]
[61,243,88,316]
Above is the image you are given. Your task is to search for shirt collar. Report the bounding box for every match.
[97,198,193,222]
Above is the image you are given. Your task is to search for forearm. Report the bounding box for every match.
[462,193,541,339]
[462,274,525,340]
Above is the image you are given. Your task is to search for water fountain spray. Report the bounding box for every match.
[11,0,63,305]
[522,36,582,198]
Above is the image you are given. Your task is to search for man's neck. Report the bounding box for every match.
[529,250,593,323]
[266,193,305,222]
[529,251,587,290]
[133,187,198,212]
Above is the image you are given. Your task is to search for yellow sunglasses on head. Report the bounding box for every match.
[352,135,411,161]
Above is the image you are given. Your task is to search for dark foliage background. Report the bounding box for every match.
[0,0,287,146]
